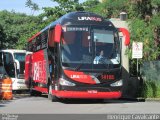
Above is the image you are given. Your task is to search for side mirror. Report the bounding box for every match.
[118,28,130,46]
[54,24,62,43]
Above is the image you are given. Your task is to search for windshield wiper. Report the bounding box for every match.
[74,63,83,71]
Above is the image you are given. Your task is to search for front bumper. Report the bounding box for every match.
[53,90,122,99]
[12,78,28,90]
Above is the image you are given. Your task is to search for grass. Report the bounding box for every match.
[140,80,160,98]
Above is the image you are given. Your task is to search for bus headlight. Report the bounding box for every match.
[59,78,76,86]
[110,80,123,87]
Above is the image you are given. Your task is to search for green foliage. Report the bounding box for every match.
[128,1,160,61]
[0,24,6,47]
[129,18,159,61]
[139,80,160,98]
[81,0,100,13]
[0,10,41,49]
[139,61,160,98]
[25,0,39,15]
[83,0,128,18]
[151,0,160,6]
[42,0,84,21]
[103,0,128,18]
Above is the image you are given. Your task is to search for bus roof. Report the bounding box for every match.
[28,11,115,42]
[0,49,26,53]
[44,11,114,31]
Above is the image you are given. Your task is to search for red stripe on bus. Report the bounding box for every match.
[64,70,96,84]
[52,90,121,99]
[34,86,48,93]
[28,32,41,42]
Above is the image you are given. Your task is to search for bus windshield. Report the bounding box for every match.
[14,53,26,62]
[14,53,26,77]
[61,26,120,70]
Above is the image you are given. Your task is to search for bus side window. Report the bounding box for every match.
[49,29,55,47]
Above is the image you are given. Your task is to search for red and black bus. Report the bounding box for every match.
[25,11,130,101]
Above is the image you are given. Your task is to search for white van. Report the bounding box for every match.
[0,49,27,91]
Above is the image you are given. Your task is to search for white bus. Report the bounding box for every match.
[0,49,27,91]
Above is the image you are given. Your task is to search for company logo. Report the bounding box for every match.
[33,60,46,83]
[78,17,102,22]
[70,75,88,79]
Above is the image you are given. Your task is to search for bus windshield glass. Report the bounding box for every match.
[61,26,120,70]
[14,53,26,62]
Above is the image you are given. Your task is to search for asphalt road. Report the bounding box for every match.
[0,94,160,114]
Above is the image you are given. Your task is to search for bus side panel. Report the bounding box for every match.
[32,49,49,84]
[25,54,32,88]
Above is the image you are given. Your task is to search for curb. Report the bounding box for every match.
[119,98,145,102]
[120,97,160,102]
[145,98,160,102]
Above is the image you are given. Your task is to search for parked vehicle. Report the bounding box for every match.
[0,49,27,91]
[25,11,130,101]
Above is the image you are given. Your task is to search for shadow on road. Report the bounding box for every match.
[0,104,6,107]
[1,91,145,106]
[0,100,13,108]
[38,93,145,104]
[13,93,30,99]
[0,92,31,108]
[56,98,145,104]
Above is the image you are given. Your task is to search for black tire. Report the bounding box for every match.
[29,79,35,96]
[30,89,36,96]
[30,89,37,96]
[30,89,42,96]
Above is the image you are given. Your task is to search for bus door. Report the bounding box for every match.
[48,28,59,83]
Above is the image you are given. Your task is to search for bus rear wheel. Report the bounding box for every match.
[30,89,42,96]
[29,79,41,96]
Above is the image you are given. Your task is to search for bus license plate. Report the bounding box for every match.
[87,90,97,94]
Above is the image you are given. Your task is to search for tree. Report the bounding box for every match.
[25,0,40,15]
[84,0,128,18]
[81,0,100,14]
[128,0,160,60]
[42,0,84,22]
[0,10,41,49]
[0,24,6,48]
